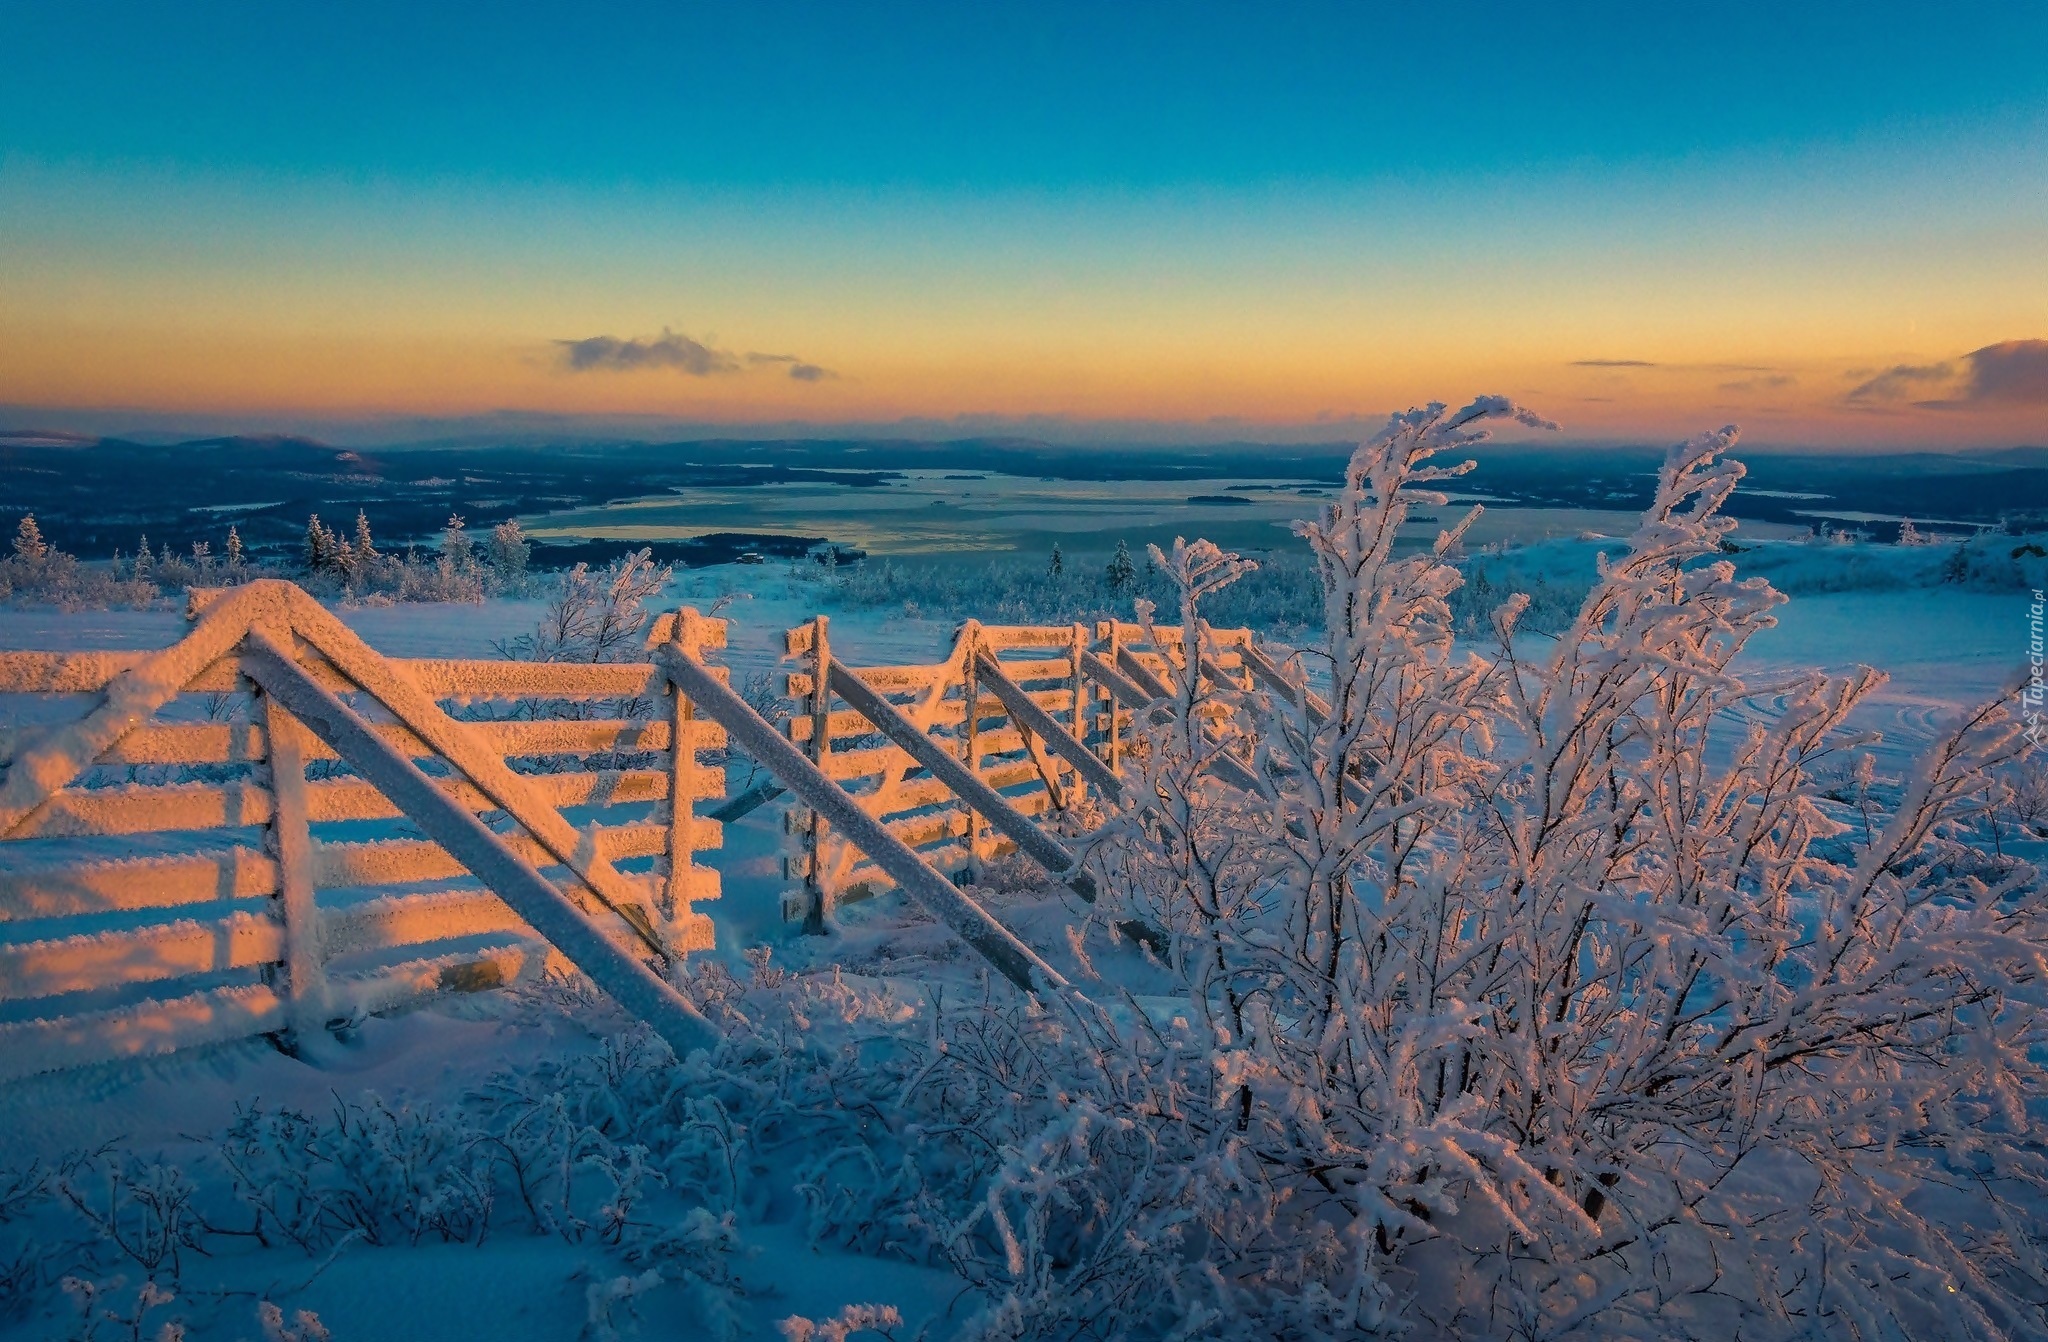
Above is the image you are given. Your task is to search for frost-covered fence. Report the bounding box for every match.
[0,581,729,1080]
[779,616,1251,922]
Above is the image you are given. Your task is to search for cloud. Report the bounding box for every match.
[1846,361,1954,402]
[1843,339,2048,409]
[1718,374,1797,394]
[1571,359,1657,368]
[1948,339,2048,406]
[557,328,739,375]
[746,351,835,382]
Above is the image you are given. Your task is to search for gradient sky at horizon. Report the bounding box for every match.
[3,1,2046,448]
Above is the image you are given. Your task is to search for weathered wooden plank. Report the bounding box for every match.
[0,648,686,700]
[788,690,1079,744]
[0,909,287,1003]
[882,785,1053,850]
[310,823,688,890]
[322,888,529,958]
[5,766,687,840]
[658,606,721,952]
[305,769,675,823]
[978,657,1074,683]
[11,780,278,839]
[784,706,886,744]
[975,625,1084,648]
[14,705,720,767]
[0,847,280,921]
[784,663,953,697]
[0,982,288,1083]
[786,757,1044,828]
[1099,620,1253,649]
[645,610,726,651]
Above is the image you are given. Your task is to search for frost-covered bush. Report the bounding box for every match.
[1046,400,2044,1339]
[214,1096,495,1249]
[55,1276,185,1342]
[52,1151,211,1279]
[496,548,674,664]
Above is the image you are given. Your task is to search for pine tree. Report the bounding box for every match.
[305,515,332,571]
[353,510,376,561]
[1897,517,1923,546]
[134,535,153,581]
[12,514,49,562]
[1048,542,1064,578]
[226,525,244,569]
[1105,538,1135,593]
[440,514,472,570]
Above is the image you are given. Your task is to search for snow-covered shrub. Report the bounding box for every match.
[256,1300,332,1342]
[611,1207,752,1342]
[212,1096,494,1250]
[489,517,533,588]
[779,1302,911,1342]
[1995,750,2048,839]
[0,1160,56,1319]
[497,549,674,664]
[1054,400,2042,1339]
[56,1276,185,1342]
[472,1040,669,1242]
[53,1151,210,1279]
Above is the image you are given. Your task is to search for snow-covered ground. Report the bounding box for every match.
[0,543,2036,1340]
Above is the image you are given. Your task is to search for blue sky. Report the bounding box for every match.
[9,2,2044,188]
[3,2,2045,446]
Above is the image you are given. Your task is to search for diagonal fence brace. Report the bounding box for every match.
[241,631,722,1058]
[824,659,1100,902]
[971,651,1124,803]
[655,638,1073,999]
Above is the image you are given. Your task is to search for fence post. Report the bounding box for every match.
[802,615,832,933]
[1069,623,1088,805]
[961,625,983,880]
[254,646,329,1046]
[663,608,718,955]
[1102,621,1123,775]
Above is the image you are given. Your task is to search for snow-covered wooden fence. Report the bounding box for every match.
[777,617,1253,925]
[0,581,729,1080]
[0,583,1275,1079]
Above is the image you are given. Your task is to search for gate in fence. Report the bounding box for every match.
[0,580,1269,1080]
